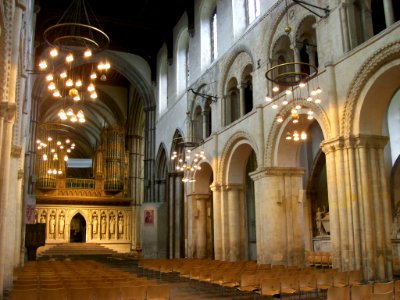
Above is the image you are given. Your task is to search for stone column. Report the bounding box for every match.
[345,0,360,49]
[210,184,222,260]
[360,5,374,41]
[250,167,305,266]
[306,45,317,70]
[196,194,209,258]
[168,172,175,258]
[144,106,156,203]
[174,173,183,258]
[226,184,242,261]
[202,110,208,140]
[127,134,143,250]
[220,186,230,260]
[321,135,392,281]
[339,2,351,52]
[292,44,301,75]
[383,0,395,27]
[238,84,245,117]
[221,95,226,127]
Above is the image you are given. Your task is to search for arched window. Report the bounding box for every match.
[193,106,203,143]
[158,53,168,114]
[242,64,254,114]
[229,90,240,124]
[371,0,386,35]
[204,99,212,138]
[176,28,189,96]
[271,35,294,92]
[244,78,253,114]
[200,0,217,69]
[211,8,218,62]
[247,0,260,24]
[297,16,318,75]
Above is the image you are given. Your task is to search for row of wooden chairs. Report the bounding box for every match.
[328,284,400,300]
[305,251,333,268]
[10,284,170,300]
[138,258,365,298]
[10,260,171,300]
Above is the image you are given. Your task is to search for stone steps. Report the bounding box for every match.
[37,243,118,257]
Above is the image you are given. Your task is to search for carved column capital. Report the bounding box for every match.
[250,166,305,181]
[0,102,16,121]
[11,145,22,158]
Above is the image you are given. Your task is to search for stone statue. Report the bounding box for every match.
[59,215,65,234]
[109,216,115,234]
[101,216,106,234]
[315,206,326,236]
[118,217,123,234]
[40,213,46,224]
[92,216,98,234]
[49,215,56,234]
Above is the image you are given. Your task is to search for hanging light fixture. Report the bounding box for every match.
[36,123,76,176]
[264,0,323,142]
[38,0,111,124]
[170,135,206,183]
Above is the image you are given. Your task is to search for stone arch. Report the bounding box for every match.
[342,41,400,136]
[218,45,256,97]
[193,161,214,194]
[156,143,169,173]
[218,131,259,184]
[69,210,88,223]
[294,14,317,43]
[263,1,297,60]
[265,99,331,166]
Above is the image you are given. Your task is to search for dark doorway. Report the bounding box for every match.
[70,213,86,243]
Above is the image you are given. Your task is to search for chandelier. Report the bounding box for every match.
[264,2,322,142]
[37,0,111,124]
[36,123,75,176]
[171,136,206,183]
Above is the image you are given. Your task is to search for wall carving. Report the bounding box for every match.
[35,206,131,243]
[342,40,400,136]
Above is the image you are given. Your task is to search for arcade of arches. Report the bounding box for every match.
[0,0,400,297]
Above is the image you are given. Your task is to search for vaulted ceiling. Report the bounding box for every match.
[32,0,193,164]
[34,0,194,79]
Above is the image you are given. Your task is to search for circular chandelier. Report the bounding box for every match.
[36,123,75,176]
[265,29,322,142]
[38,0,111,124]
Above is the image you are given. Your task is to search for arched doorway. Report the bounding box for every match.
[223,140,257,261]
[70,213,86,243]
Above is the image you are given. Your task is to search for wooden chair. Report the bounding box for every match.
[280,276,299,298]
[327,286,350,300]
[374,281,394,294]
[333,271,349,287]
[120,285,147,300]
[370,292,394,300]
[351,284,373,300]
[299,274,317,298]
[256,277,280,297]
[237,273,259,293]
[93,287,120,300]
[146,284,170,300]
[348,270,363,285]
[39,287,67,300]
[66,287,95,300]
[316,272,333,298]
[9,288,38,300]
[395,280,400,294]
